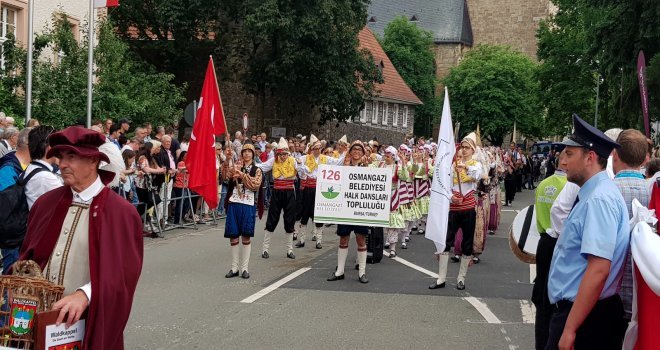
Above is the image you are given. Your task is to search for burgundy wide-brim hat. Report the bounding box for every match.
[47,126,110,162]
[47,126,114,184]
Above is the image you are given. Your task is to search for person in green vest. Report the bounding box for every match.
[532,152,568,350]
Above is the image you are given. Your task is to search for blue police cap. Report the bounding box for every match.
[562,114,620,158]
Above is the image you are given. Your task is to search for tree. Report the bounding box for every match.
[536,0,599,135]
[443,45,542,146]
[111,0,383,131]
[537,0,659,133]
[381,16,439,137]
[0,15,184,129]
[226,0,382,128]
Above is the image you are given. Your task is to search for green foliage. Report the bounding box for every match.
[537,0,659,133]
[0,15,184,129]
[381,16,439,137]
[94,21,185,128]
[443,45,542,146]
[0,33,26,118]
[536,0,598,135]
[111,0,382,129]
[230,0,382,125]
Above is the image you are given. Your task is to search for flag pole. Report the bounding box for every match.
[24,0,35,124]
[209,56,229,139]
[86,0,95,128]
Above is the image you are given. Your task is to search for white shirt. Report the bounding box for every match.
[69,176,105,302]
[25,160,63,209]
[548,181,580,238]
[647,171,660,193]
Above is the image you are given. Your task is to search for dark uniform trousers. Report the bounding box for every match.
[265,189,296,233]
[444,209,476,256]
[532,234,558,350]
[545,294,624,350]
[300,187,323,228]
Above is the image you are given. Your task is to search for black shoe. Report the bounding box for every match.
[488,230,495,236]
[327,273,345,281]
[472,257,480,264]
[316,242,322,249]
[241,271,250,279]
[225,270,239,278]
[295,241,305,248]
[311,236,317,241]
[287,251,295,259]
[293,233,298,241]
[262,251,269,259]
[355,264,359,270]
[417,230,424,235]
[450,255,460,263]
[358,274,369,284]
[389,251,397,258]
[429,282,446,289]
[457,281,465,290]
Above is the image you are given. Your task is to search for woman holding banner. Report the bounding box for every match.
[328,140,372,284]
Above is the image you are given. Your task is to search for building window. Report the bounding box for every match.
[365,100,373,123]
[384,102,389,126]
[372,100,378,124]
[386,102,393,126]
[377,101,384,125]
[403,105,408,127]
[407,107,414,129]
[393,104,400,126]
[0,5,18,70]
[359,103,367,123]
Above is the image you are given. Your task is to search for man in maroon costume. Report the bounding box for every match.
[19,126,143,349]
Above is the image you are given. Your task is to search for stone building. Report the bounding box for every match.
[367,0,553,104]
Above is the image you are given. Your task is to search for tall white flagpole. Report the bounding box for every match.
[25,0,35,124]
[86,0,95,128]
[425,87,456,253]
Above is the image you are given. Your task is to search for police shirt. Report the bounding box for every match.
[547,171,630,304]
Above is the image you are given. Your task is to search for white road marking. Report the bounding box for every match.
[463,296,502,324]
[240,267,311,304]
[509,345,519,350]
[519,300,536,324]
[515,210,521,214]
[383,250,503,324]
[383,250,439,278]
[501,209,516,212]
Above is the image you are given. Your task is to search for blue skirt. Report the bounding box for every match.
[224,203,257,238]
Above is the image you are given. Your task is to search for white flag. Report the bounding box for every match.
[425,87,455,253]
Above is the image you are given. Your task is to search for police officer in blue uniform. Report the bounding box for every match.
[545,114,630,350]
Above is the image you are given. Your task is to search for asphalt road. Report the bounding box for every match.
[125,187,537,349]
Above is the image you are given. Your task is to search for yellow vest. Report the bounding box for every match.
[305,155,328,173]
[273,157,297,179]
[453,159,479,185]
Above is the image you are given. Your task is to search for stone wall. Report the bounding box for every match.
[466,0,551,60]
[433,43,469,94]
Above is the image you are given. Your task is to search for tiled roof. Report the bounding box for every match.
[358,27,423,105]
[367,0,473,46]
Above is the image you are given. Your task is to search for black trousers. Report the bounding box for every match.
[444,209,476,256]
[545,295,624,350]
[300,187,323,227]
[532,234,558,350]
[265,189,297,233]
[505,174,516,202]
[294,178,303,221]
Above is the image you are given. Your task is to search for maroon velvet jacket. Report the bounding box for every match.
[19,186,143,349]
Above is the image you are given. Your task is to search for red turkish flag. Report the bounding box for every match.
[186,57,226,209]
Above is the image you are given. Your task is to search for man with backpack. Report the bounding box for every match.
[0,127,31,274]
[24,126,62,209]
